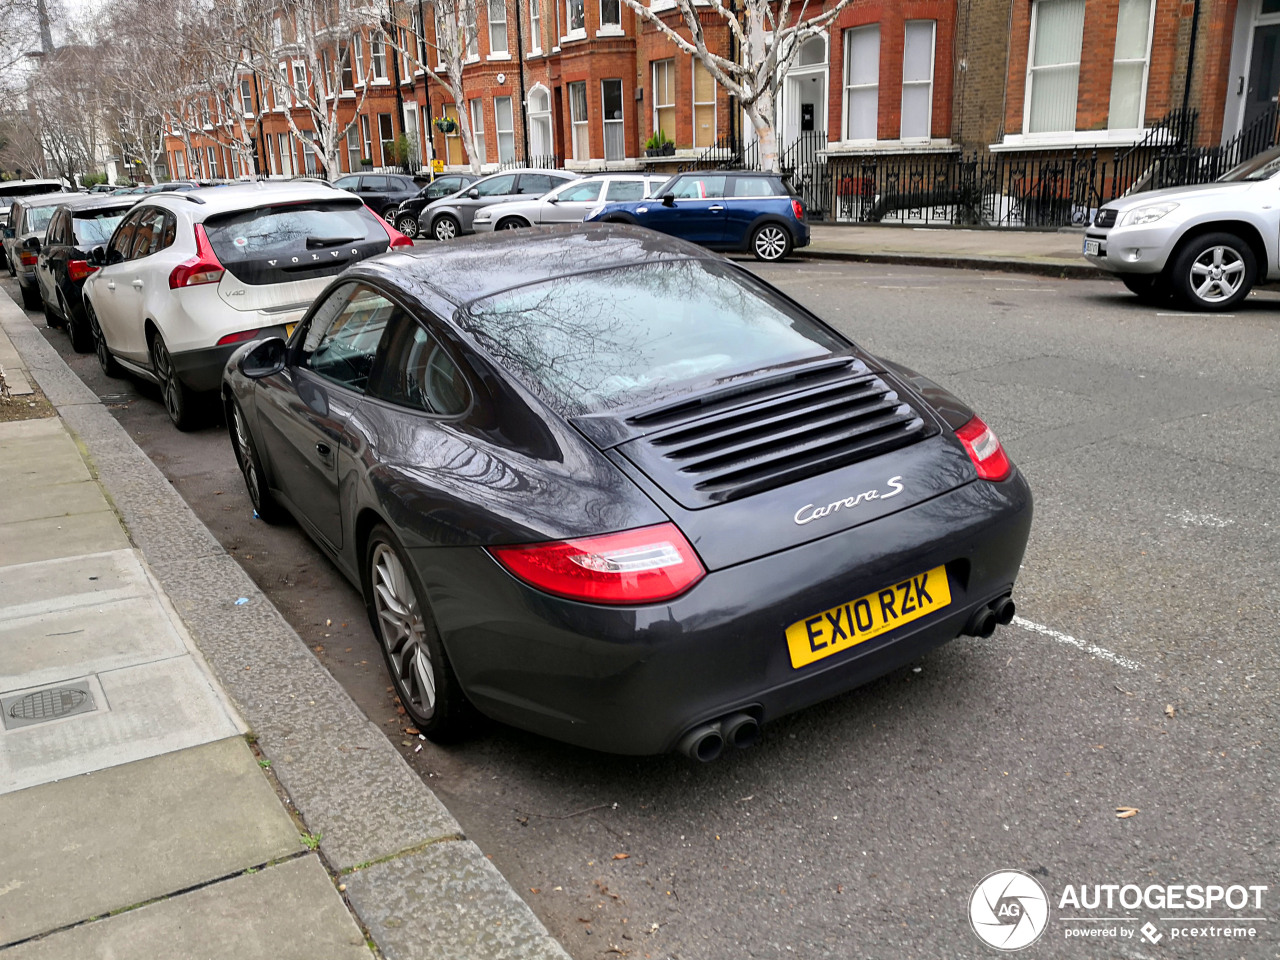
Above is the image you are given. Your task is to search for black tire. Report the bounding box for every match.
[228,397,286,523]
[750,223,793,262]
[495,217,528,231]
[394,215,419,239]
[363,523,472,741]
[64,295,94,353]
[150,330,200,431]
[40,289,64,328]
[1169,232,1256,312]
[19,280,40,310]
[88,303,121,377]
[432,214,460,241]
[1120,274,1171,305]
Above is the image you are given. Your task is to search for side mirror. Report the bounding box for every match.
[237,337,288,379]
[87,245,106,266]
[23,236,39,252]
[546,195,559,204]
[660,193,675,207]
[467,188,480,199]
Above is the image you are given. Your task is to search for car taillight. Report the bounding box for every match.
[216,329,261,346]
[68,259,97,282]
[168,224,225,288]
[791,198,805,220]
[377,214,414,249]
[19,250,37,267]
[956,415,1012,481]
[489,522,705,605]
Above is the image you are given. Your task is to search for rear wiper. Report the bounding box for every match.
[306,235,360,249]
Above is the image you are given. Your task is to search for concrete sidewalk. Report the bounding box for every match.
[0,298,569,957]
[805,223,1103,278]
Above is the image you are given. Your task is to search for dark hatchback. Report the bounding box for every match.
[33,194,136,352]
[585,170,810,262]
[389,173,479,239]
[222,226,1031,758]
[331,173,420,222]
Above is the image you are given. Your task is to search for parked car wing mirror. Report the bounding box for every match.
[237,337,288,379]
[546,195,559,204]
[87,245,106,266]
[23,236,39,252]
[660,194,675,207]
[467,188,480,199]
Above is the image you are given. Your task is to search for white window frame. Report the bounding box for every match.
[528,83,554,158]
[277,133,294,177]
[469,98,487,161]
[240,78,254,116]
[599,0,621,33]
[842,24,880,142]
[378,112,395,163]
[371,35,387,81]
[564,0,585,39]
[488,0,509,56]
[900,20,935,141]
[529,0,542,52]
[292,61,308,106]
[692,59,716,149]
[277,62,291,108]
[495,95,516,162]
[652,58,675,140]
[361,114,372,163]
[353,35,365,84]
[1023,0,1085,136]
[1107,0,1156,130]
[602,78,625,160]
[466,4,479,59]
[568,80,590,159]
[271,18,282,48]
[346,127,362,172]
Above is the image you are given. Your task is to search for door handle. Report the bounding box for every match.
[131,279,144,288]
[106,281,115,290]
[708,205,725,212]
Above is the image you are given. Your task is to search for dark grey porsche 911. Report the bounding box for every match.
[222,224,1032,759]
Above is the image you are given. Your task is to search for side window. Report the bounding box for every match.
[515,173,555,195]
[106,208,144,264]
[371,315,471,416]
[605,180,645,201]
[333,176,360,190]
[733,176,780,198]
[670,175,727,199]
[299,283,397,392]
[557,180,602,203]
[425,177,459,199]
[129,208,165,259]
[45,210,65,244]
[362,176,389,190]
[475,174,517,197]
[158,213,177,252]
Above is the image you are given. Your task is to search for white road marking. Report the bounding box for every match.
[1156,312,1236,318]
[1167,510,1234,529]
[1011,616,1142,671]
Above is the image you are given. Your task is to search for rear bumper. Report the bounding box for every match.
[171,326,290,392]
[415,471,1033,754]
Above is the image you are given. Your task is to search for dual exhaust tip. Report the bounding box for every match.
[965,595,1016,639]
[677,711,760,763]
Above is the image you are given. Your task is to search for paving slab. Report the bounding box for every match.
[2,367,32,395]
[4,856,370,959]
[343,839,572,960]
[0,736,305,947]
[0,511,129,566]
[0,478,111,524]
[0,656,242,794]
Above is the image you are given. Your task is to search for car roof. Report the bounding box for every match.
[59,194,138,214]
[12,192,74,209]
[144,180,354,216]
[0,179,65,193]
[479,167,575,181]
[358,223,712,307]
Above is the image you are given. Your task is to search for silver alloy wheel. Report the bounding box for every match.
[371,543,436,718]
[231,404,260,513]
[753,225,788,261]
[395,215,419,239]
[433,216,458,241]
[151,335,183,423]
[1189,245,1246,304]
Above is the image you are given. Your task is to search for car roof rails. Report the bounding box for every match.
[168,193,207,204]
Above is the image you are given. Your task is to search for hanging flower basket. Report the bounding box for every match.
[434,117,457,134]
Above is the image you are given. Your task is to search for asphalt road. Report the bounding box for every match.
[10,259,1278,960]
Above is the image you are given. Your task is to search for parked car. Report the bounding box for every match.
[0,179,67,268]
[221,224,1032,756]
[33,194,137,351]
[140,181,200,194]
[83,181,412,429]
[1084,145,1280,311]
[87,184,118,194]
[471,174,666,233]
[420,168,576,241]
[389,173,479,238]
[584,170,810,263]
[4,194,76,307]
[331,173,420,222]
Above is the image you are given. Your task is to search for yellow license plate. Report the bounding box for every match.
[284,323,296,339]
[785,565,952,669]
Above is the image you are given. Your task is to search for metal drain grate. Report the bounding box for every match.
[1,681,98,730]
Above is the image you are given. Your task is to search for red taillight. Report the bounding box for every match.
[956,415,1012,481]
[169,224,225,288]
[377,212,414,249]
[489,522,705,605]
[68,259,98,282]
[216,329,261,346]
[791,198,805,220]
[19,251,37,267]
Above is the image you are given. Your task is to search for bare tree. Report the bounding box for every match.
[621,0,857,171]
[380,0,483,173]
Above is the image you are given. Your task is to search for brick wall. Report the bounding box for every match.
[953,0,1015,148]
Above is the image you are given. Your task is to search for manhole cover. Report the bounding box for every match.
[1,681,98,730]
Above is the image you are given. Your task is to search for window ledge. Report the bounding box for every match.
[371,78,391,85]
[528,48,543,58]
[822,138,958,156]
[990,129,1149,153]
[486,52,512,61]
[595,26,625,37]
[464,55,481,64]
[561,29,587,42]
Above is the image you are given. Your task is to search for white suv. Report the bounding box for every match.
[84,181,410,428]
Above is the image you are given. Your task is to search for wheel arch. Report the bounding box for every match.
[495,215,531,229]
[1169,220,1268,277]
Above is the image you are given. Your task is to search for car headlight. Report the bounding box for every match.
[473,211,492,222]
[1120,202,1178,227]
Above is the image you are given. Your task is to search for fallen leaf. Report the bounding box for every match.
[404,727,420,735]
[612,853,630,860]
[530,887,540,894]
[1115,806,1139,819]
[1165,704,1176,718]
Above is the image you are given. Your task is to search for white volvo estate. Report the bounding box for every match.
[83,181,411,428]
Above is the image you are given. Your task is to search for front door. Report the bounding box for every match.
[1245,23,1280,132]
[645,173,729,244]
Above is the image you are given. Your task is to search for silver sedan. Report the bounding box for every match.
[471,174,665,233]
[1084,145,1280,311]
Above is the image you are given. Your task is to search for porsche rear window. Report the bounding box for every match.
[461,259,843,416]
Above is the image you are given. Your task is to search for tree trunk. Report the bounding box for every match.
[746,96,779,173]
[448,76,482,174]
